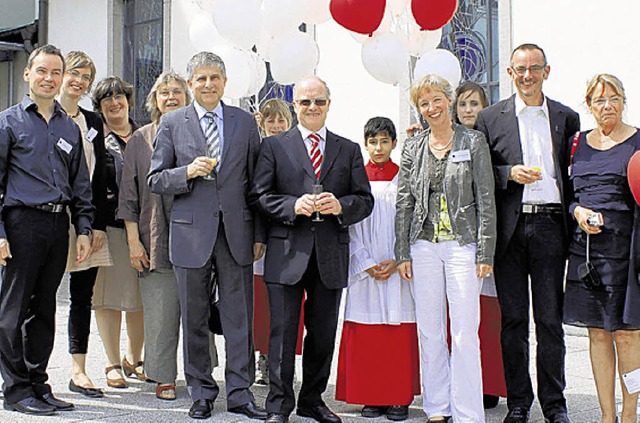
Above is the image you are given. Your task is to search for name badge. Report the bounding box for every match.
[86,127,98,142]
[451,149,471,162]
[623,368,640,394]
[57,138,73,154]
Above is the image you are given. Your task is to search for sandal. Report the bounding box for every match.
[105,365,127,389]
[122,357,147,381]
[155,383,176,401]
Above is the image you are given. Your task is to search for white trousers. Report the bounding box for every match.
[410,240,484,423]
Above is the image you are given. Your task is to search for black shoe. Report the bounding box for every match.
[69,379,104,398]
[297,404,342,423]
[266,413,289,423]
[387,405,409,421]
[483,394,500,409]
[229,401,268,420]
[3,397,56,415]
[504,407,530,423]
[544,410,570,423]
[189,399,213,419]
[361,405,388,418]
[39,393,74,410]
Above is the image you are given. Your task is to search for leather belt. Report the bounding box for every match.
[33,203,66,213]
[521,203,562,214]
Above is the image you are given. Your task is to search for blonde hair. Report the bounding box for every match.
[259,98,292,130]
[409,74,453,109]
[585,73,626,107]
[64,51,97,92]
[146,71,191,124]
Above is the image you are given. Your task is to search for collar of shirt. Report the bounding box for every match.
[21,95,65,118]
[515,94,549,119]
[298,124,327,156]
[194,100,224,123]
[365,159,399,181]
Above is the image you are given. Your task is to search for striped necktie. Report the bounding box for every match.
[308,133,322,179]
[204,112,220,166]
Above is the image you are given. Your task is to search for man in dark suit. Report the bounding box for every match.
[475,44,580,423]
[250,76,373,423]
[148,52,266,420]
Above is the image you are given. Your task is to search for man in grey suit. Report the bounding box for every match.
[148,52,266,420]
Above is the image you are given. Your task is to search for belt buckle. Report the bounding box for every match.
[522,204,534,214]
[52,204,64,213]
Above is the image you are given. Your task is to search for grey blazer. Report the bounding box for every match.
[395,123,497,265]
[148,101,263,268]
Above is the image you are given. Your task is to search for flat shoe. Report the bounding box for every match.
[156,383,176,401]
[69,379,104,398]
[122,356,147,381]
[105,365,127,388]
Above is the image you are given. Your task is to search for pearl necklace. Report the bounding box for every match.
[429,132,454,151]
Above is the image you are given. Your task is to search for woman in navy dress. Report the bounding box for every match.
[564,74,640,423]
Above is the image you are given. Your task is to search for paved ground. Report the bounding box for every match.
[0,275,627,422]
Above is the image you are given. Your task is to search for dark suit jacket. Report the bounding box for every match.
[250,127,374,289]
[148,101,263,268]
[475,94,580,259]
[79,107,108,231]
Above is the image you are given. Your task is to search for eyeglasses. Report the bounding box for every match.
[101,93,126,104]
[592,96,623,107]
[158,89,184,98]
[295,98,328,107]
[67,69,92,83]
[511,65,546,76]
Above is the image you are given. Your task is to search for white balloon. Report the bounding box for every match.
[361,33,409,85]
[350,8,392,44]
[256,30,276,62]
[414,48,462,89]
[269,31,319,85]
[189,14,224,52]
[262,0,308,37]
[247,52,268,97]
[304,0,331,24]
[406,27,442,57]
[217,46,253,99]
[213,0,261,50]
[387,0,409,15]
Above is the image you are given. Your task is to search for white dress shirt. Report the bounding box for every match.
[298,124,327,157]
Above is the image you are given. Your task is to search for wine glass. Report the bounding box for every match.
[311,182,323,222]
[530,152,543,191]
[203,157,217,180]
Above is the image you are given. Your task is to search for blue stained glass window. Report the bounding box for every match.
[123,0,163,125]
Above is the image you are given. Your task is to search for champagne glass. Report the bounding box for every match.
[530,152,543,191]
[311,182,324,222]
[203,157,217,180]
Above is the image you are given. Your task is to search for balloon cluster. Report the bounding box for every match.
[181,0,461,98]
[334,0,461,87]
[183,0,329,99]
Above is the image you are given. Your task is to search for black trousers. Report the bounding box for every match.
[68,267,99,354]
[494,212,568,415]
[0,207,69,403]
[265,250,343,416]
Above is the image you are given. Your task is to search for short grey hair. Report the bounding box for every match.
[186,51,226,80]
[293,75,331,100]
[146,71,191,124]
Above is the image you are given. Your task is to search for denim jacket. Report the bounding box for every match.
[394,123,497,265]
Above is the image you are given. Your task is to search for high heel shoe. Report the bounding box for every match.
[105,365,127,389]
[122,357,147,381]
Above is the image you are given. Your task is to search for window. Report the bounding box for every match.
[441,0,499,103]
[123,0,163,124]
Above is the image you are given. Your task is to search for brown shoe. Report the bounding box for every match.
[155,383,176,401]
[105,365,127,389]
[122,357,147,381]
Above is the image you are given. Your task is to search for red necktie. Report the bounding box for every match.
[308,133,322,179]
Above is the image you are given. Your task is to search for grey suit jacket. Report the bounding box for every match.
[475,94,580,259]
[250,127,374,289]
[148,101,263,268]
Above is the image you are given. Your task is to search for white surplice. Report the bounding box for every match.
[345,175,416,325]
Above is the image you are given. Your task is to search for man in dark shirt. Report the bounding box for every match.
[0,44,93,416]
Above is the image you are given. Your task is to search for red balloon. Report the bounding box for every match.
[330,0,386,35]
[628,151,640,205]
[411,0,458,31]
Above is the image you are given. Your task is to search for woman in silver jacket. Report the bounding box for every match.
[395,74,496,423]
